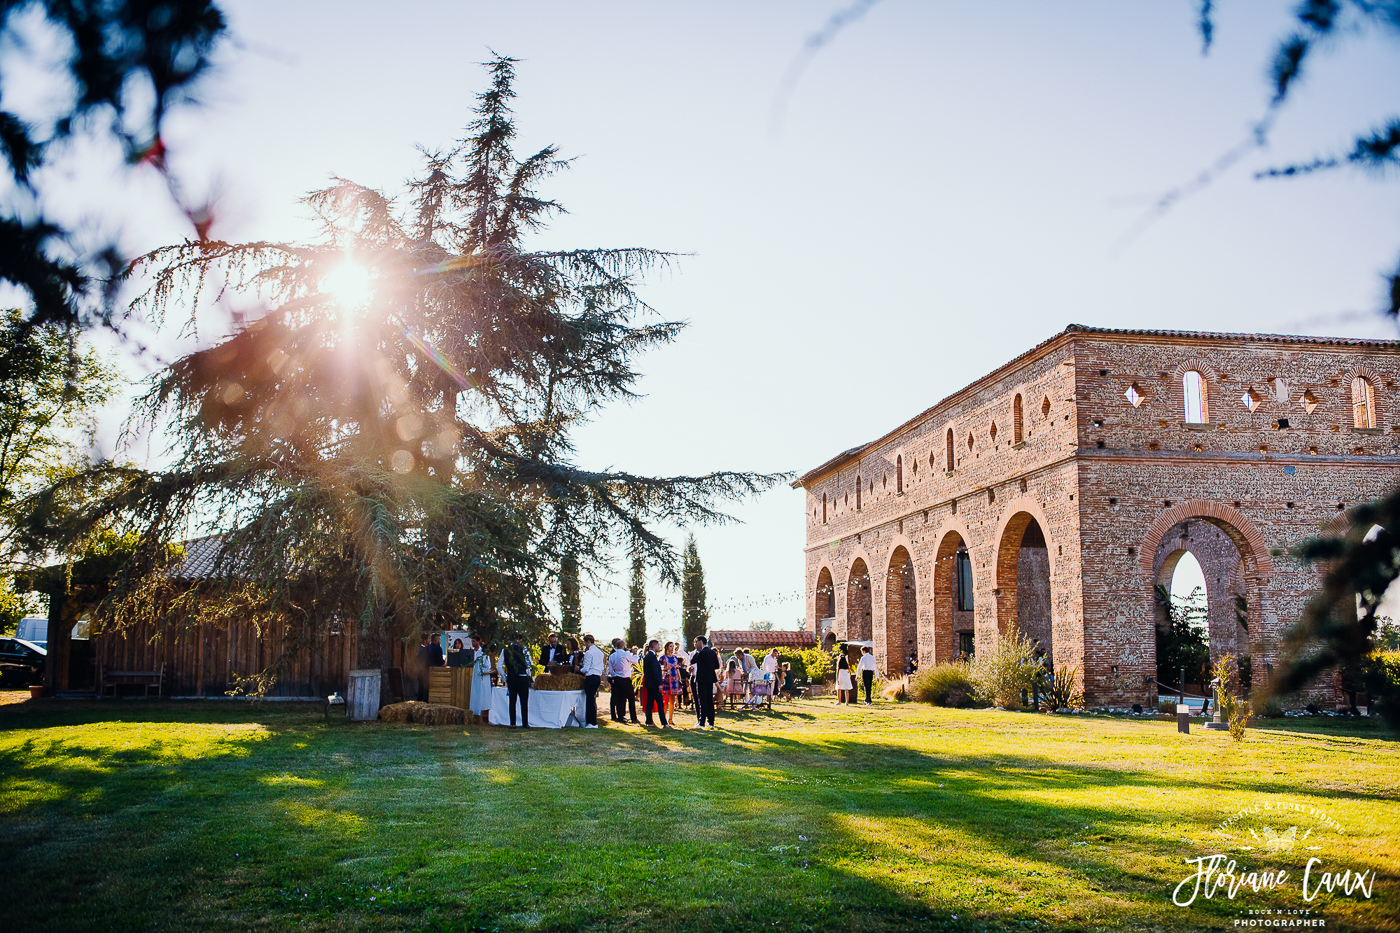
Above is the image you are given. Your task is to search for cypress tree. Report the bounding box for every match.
[559,552,580,634]
[681,534,708,646]
[627,554,647,647]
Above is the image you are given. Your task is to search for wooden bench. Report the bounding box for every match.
[101,664,163,698]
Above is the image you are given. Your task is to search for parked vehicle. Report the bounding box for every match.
[0,638,46,686]
[16,617,47,649]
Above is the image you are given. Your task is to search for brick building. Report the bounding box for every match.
[793,325,1400,707]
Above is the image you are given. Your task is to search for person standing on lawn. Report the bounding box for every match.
[607,638,639,724]
[660,642,682,721]
[762,648,780,680]
[579,634,604,728]
[691,636,720,729]
[469,634,493,723]
[641,640,671,728]
[539,632,569,672]
[503,635,534,728]
[835,649,854,705]
[857,645,878,706]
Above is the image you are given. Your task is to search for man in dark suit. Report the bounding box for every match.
[691,635,720,729]
[641,639,671,728]
[538,633,569,672]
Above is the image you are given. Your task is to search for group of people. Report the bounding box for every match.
[420,630,799,730]
[833,644,880,706]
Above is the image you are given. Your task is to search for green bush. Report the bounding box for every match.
[1367,650,1400,721]
[969,628,1044,709]
[910,662,975,707]
[776,647,831,685]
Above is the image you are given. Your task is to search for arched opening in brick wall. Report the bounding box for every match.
[994,513,1052,658]
[1153,519,1251,696]
[846,559,872,641]
[815,567,835,643]
[932,532,973,663]
[884,547,917,675]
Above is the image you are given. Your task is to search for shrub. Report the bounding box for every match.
[1366,650,1400,721]
[1213,654,1252,742]
[910,662,975,707]
[969,628,1044,709]
[880,676,907,702]
[777,647,831,685]
[1041,665,1084,712]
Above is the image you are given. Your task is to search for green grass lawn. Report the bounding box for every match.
[0,693,1395,932]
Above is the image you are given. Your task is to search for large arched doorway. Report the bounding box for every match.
[1152,519,1250,697]
[815,567,835,645]
[932,532,974,662]
[884,547,916,674]
[846,559,872,641]
[995,513,1053,659]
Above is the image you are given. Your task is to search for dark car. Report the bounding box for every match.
[0,637,46,686]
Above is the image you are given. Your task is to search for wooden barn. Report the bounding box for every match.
[25,535,430,700]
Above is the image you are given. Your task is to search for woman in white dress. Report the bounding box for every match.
[835,648,854,705]
[469,635,495,722]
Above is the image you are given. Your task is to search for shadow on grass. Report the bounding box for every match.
[0,700,1395,932]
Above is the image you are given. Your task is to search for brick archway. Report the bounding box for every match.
[1141,501,1277,697]
[884,546,916,675]
[814,565,836,646]
[846,557,872,641]
[931,525,975,664]
[1138,501,1273,581]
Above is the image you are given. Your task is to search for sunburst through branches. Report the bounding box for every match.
[24,56,785,687]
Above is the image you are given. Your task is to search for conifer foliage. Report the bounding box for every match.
[559,552,580,634]
[27,57,781,673]
[627,554,647,648]
[681,534,709,646]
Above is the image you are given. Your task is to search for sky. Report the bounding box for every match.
[12,0,1400,640]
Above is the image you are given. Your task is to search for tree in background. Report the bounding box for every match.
[1154,583,1211,692]
[559,552,581,634]
[0,308,117,632]
[0,310,117,543]
[628,554,647,647]
[21,57,783,677]
[749,620,774,631]
[681,533,709,645]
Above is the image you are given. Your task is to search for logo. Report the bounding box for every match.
[1172,798,1376,919]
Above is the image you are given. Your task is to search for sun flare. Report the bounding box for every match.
[322,261,373,309]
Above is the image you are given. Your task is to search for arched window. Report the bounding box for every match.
[945,428,954,472]
[955,547,974,612]
[1183,370,1207,423]
[1352,377,1376,428]
[855,475,861,511]
[1013,394,1023,444]
[821,492,827,524]
[896,455,903,493]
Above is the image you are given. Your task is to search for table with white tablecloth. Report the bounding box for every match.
[489,685,586,728]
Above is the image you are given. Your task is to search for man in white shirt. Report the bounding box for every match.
[579,634,605,727]
[857,645,878,706]
[606,638,639,724]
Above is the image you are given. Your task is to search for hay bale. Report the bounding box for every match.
[378,701,466,725]
[532,672,584,691]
